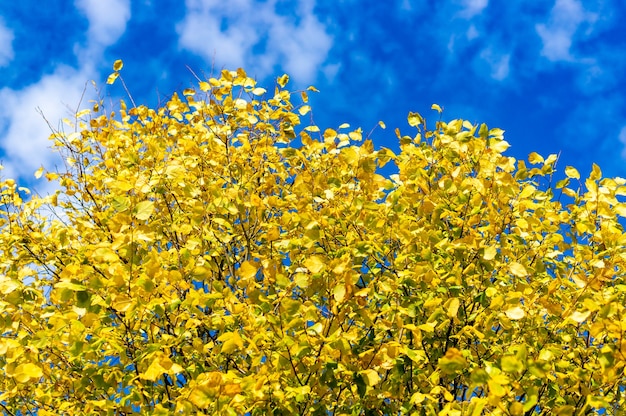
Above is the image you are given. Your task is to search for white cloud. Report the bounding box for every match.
[478,48,510,81]
[535,0,596,62]
[0,18,14,67]
[176,0,332,83]
[0,66,96,182]
[466,24,479,40]
[457,0,488,19]
[74,0,131,48]
[0,1,129,188]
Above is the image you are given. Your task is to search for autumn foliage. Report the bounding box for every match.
[1,65,626,415]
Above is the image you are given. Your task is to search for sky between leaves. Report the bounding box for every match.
[0,0,624,188]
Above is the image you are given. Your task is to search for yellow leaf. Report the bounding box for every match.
[378,121,386,129]
[361,369,380,386]
[218,332,244,354]
[14,363,43,383]
[141,359,164,382]
[564,166,580,180]
[93,247,119,263]
[251,87,266,95]
[470,398,487,416]
[614,204,626,217]
[418,322,436,332]
[490,139,510,153]
[528,152,544,164]
[438,348,468,375]
[298,105,311,115]
[266,227,280,240]
[483,246,497,261]
[222,382,242,396]
[323,128,337,142]
[304,256,325,274]
[501,355,523,373]
[447,298,460,318]
[238,261,258,280]
[554,405,575,416]
[133,200,154,221]
[112,295,132,313]
[504,306,525,320]
[488,379,507,397]
[113,59,123,71]
[509,262,527,277]
[407,112,422,127]
[431,103,442,113]
[277,74,289,88]
[590,163,602,181]
[509,402,524,416]
[34,166,44,179]
[569,310,591,323]
[333,284,346,303]
[106,72,119,85]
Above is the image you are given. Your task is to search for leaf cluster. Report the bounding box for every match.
[1,66,626,415]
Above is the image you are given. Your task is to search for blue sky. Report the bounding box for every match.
[0,0,624,190]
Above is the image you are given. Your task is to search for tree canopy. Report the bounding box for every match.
[1,65,626,415]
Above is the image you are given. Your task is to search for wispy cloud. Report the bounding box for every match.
[0,1,131,184]
[176,0,332,83]
[0,18,14,67]
[478,48,511,81]
[75,0,131,49]
[0,66,95,181]
[535,0,596,62]
[457,0,489,19]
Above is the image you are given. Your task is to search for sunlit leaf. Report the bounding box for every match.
[508,262,527,277]
[564,166,580,180]
[2,66,623,415]
[133,200,154,221]
[569,310,591,323]
[304,256,325,274]
[504,306,525,320]
[106,72,119,85]
[277,74,289,88]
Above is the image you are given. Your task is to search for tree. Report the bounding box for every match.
[1,64,625,416]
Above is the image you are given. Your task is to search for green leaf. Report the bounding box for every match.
[501,355,524,373]
[354,373,367,398]
[438,348,468,375]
